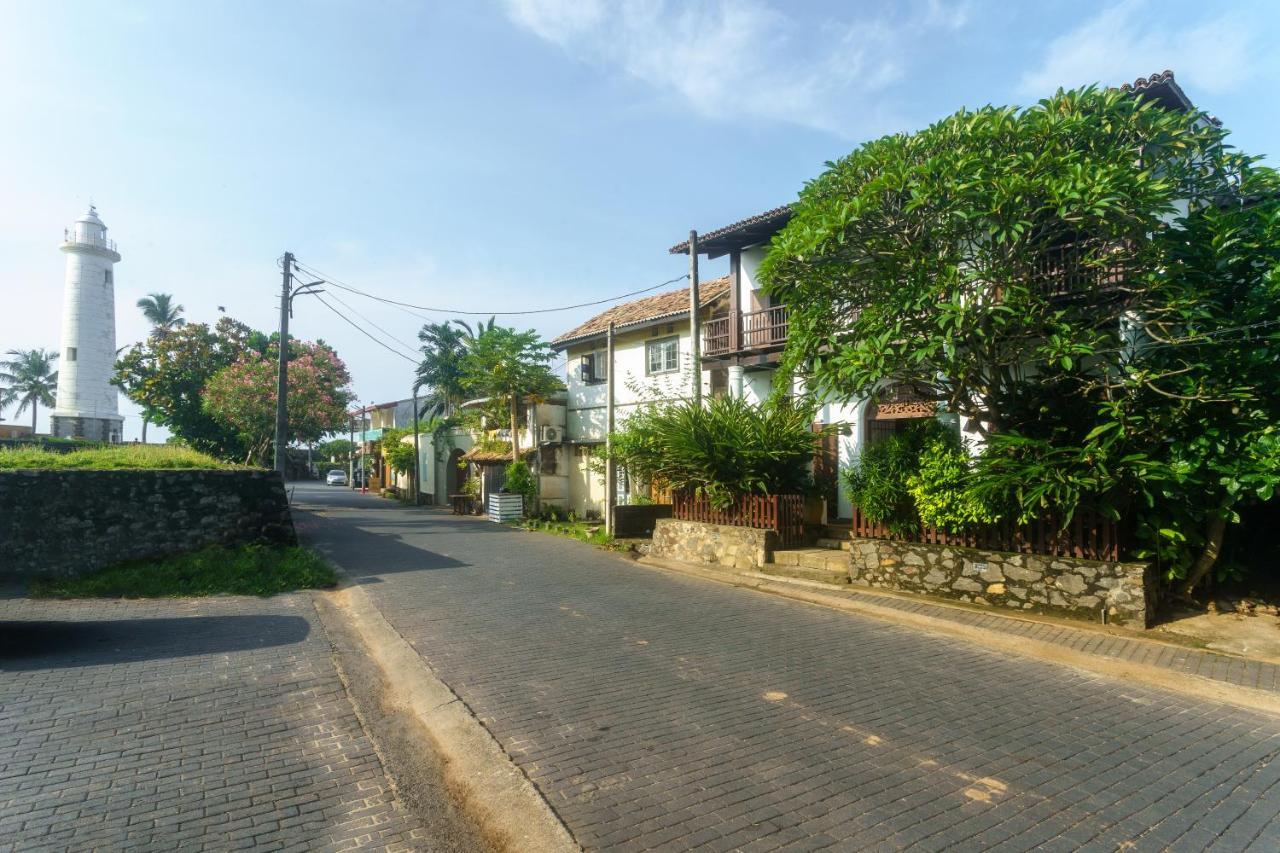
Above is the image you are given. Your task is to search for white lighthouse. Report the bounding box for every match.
[50,205,124,443]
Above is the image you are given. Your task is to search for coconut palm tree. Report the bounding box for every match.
[136,292,184,335]
[134,292,183,442]
[0,348,59,432]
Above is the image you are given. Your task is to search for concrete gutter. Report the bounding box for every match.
[637,556,1280,718]
[323,581,579,853]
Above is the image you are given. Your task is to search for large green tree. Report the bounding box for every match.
[136,292,184,334]
[113,317,253,458]
[760,85,1280,592]
[459,325,562,461]
[414,321,470,417]
[0,348,58,432]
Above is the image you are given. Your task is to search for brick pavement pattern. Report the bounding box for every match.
[0,593,425,851]
[297,484,1280,852]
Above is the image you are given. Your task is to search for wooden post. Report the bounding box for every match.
[274,252,293,476]
[688,230,701,405]
[605,321,616,536]
[412,391,422,505]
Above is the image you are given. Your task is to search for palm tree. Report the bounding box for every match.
[135,292,183,442]
[414,321,471,417]
[0,348,59,432]
[453,316,496,346]
[137,292,184,334]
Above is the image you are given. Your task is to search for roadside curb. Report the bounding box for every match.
[321,580,580,853]
[636,556,1280,717]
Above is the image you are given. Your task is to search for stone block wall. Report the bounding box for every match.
[849,538,1156,627]
[651,519,776,570]
[0,470,296,579]
[612,504,673,538]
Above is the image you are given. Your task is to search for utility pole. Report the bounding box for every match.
[274,252,293,476]
[605,320,616,536]
[348,413,355,488]
[412,390,422,505]
[688,230,701,406]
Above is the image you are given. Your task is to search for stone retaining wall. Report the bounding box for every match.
[849,538,1156,627]
[651,519,775,570]
[0,469,296,579]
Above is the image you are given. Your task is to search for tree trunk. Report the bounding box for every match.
[32,402,37,434]
[1179,505,1230,598]
[141,416,148,444]
[510,394,520,462]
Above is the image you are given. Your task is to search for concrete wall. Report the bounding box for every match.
[651,518,776,570]
[848,538,1156,627]
[0,469,296,579]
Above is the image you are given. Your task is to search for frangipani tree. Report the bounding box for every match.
[760,84,1280,592]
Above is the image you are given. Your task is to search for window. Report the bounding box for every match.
[646,337,679,374]
[580,349,607,384]
[66,347,76,362]
[104,269,112,284]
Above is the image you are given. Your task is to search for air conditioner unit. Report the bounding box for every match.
[540,425,564,444]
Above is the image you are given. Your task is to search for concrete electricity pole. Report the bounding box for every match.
[688,230,701,406]
[605,320,616,536]
[274,252,293,476]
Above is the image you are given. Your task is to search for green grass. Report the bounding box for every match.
[516,518,627,551]
[0,444,236,470]
[30,544,338,598]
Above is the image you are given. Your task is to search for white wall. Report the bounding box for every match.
[562,325,712,442]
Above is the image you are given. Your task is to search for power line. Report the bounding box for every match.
[312,294,418,364]
[322,287,421,354]
[292,259,689,316]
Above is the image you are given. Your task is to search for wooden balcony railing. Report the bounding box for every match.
[701,305,790,358]
[1028,241,1128,299]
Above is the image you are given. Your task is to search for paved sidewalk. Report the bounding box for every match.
[297,484,1280,853]
[696,563,1280,697]
[0,594,425,851]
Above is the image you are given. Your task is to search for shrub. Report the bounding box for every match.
[504,460,537,511]
[907,435,1001,531]
[842,419,949,535]
[608,394,823,508]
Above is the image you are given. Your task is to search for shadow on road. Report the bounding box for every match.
[293,507,476,582]
[0,614,312,671]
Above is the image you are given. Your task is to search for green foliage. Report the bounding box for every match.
[762,82,1280,591]
[907,435,1001,531]
[136,292,184,332]
[0,444,234,470]
[114,317,254,458]
[517,517,623,551]
[203,337,355,465]
[504,459,537,509]
[414,321,470,417]
[460,475,481,500]
[841,420,949,535]
[607,394,824,508]
[460,325,563,460]
[30,544,336,598]
[0,348,58,430]
[319,438,354,463]
[379,428,418,475]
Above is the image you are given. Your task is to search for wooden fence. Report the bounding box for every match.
[851,505,1124,562]
[672,491,806,548]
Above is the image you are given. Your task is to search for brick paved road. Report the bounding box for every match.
[296,484,1280,852]
[0,593,426,851]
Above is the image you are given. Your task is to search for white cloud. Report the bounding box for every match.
[1019,0,1265,98]
[500,0,969,137]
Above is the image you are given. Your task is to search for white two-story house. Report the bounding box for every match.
[550,279,729,518]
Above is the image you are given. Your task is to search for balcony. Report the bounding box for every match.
[1027,241,1128,299]
[702,305,790,358]
[62,229,118,254]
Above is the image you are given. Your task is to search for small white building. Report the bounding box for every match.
[50,205,124,443]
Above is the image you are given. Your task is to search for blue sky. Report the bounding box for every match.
[2,0,1277,439]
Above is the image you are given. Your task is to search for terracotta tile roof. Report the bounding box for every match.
[551,277,730,347]
[669,206,793,255]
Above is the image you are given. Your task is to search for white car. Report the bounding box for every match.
[326,469,348,486]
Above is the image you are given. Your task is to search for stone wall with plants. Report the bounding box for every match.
[0,470,296,579]
[849,538,1156,627]
[651,519,775,570]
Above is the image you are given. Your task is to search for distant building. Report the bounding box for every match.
[50,206,124,442]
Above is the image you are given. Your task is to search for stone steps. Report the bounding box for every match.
[760,562,851,585]
[771,547,850,574]
[814,537,852,552]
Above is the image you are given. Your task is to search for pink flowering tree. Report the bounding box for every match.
[204,339,355,465]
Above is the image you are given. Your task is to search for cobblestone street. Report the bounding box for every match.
[0,593,427,851]
[297,484,1280,852]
